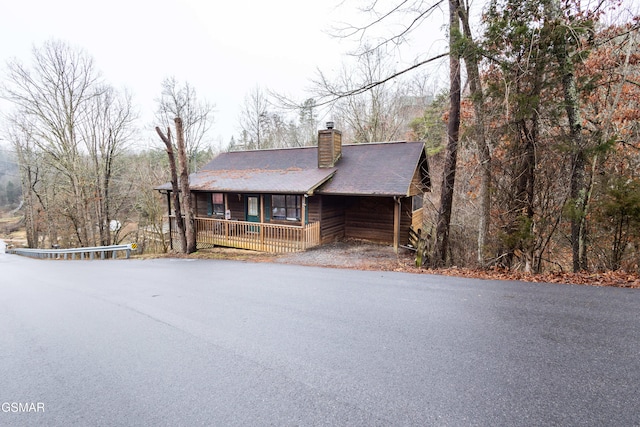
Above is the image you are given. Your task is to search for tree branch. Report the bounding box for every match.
[311,52,449,107]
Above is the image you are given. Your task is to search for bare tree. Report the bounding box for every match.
[315,47,409,143]
[7,118,44,247]
[155,126,187,253]
[238,86,271,150]
[155,77,215,171]
[2,40,105,247]
[295,98,319,147]
[129,150,172,253]
[174,117,196,253]
[81,86,137,245]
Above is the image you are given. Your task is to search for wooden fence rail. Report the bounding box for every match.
[169,216,321,253]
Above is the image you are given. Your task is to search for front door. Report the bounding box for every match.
[246,195,260,223]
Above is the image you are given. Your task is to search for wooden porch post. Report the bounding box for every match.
[302,195,308,250]
[166,192,173,250]
[260,194,265,250]
[302,195,307,225]
[224,193,228,216]
[393,197,400,253]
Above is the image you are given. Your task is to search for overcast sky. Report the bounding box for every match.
[0,0,457,150]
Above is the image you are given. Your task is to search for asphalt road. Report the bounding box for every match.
[1,246,639,426]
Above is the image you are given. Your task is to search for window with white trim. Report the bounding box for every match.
[247,196,259,217]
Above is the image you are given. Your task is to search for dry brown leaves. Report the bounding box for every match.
[389,261,640,288]
[346,253,640,288]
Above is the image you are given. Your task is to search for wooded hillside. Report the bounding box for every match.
[1,1,638,275]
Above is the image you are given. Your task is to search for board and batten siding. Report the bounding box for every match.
[400,197,413,244]
[409,166,428,196]
[307,196,321,223]
[194,192,210,217]
[226,193,245,220]
[318,195,346,243]
[344,196,395,243]
[342,196,413,245]
[317,129,342,168]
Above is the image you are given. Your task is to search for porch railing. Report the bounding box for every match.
[168,216,321,253]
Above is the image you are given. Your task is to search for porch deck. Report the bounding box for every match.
[169,216,321,253]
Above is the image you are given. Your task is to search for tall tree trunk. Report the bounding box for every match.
[155,126,187,253]
[569,145,587,271]
[549,0,588,271]
[175,117,196,254]
[562,59,588,271]
[14,142,33,247]
[23,183,37,248]
[92,157,108,246]
[16,154,37,248]
[431,0,462,267]
[501,50,544,272]
[99,145,115,246]
[521,119,537,272]
[71,174,89,246]
[459,2,491,267]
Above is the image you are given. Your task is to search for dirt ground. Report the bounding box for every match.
[183,240,640,288]
[275,240,412,269]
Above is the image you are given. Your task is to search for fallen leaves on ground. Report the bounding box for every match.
[388,261,640,288]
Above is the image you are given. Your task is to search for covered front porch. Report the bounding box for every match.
[168,216,321,253]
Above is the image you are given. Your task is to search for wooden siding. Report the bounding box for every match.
[316,195,415,246]
[328,196,415,246]
[307,196,321,223]
[226,193,245,220]
[400,197,413,245]
[344,196,394,243]
[411,207,424,233]
[408,166,425,196]
[333,131,342,162]
[194,192,210,216]
[319,196,346,243]
[318,129,342,168]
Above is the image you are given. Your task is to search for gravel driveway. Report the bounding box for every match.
[274,240,413,270]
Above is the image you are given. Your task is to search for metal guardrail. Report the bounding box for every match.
[7,244,136,260]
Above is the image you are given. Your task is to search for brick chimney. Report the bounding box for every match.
[318,122,342,168]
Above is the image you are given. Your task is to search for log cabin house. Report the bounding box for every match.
[157,123,430,253]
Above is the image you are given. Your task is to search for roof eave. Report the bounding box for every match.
[306,170,337,195]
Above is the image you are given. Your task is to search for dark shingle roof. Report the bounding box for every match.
[317,142,426,196]
[157,141,427,196]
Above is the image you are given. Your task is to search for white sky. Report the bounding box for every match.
[0,0,454,150]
